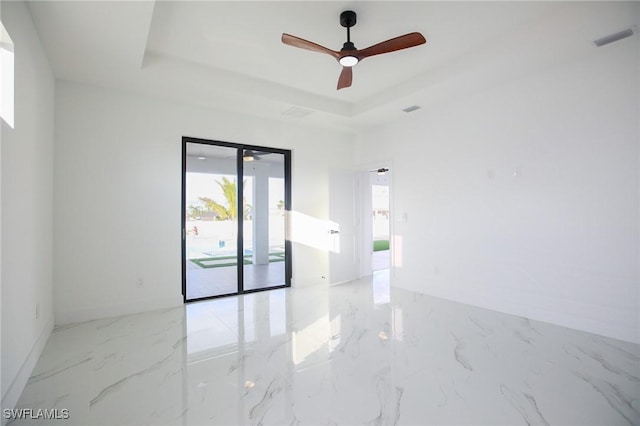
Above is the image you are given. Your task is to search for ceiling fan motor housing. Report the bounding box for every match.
[342,41,356,52]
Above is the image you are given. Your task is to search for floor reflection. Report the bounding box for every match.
[185,289,289,359]
[373,269,390,305]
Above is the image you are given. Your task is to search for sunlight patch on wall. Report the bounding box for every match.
[289,211,338,253]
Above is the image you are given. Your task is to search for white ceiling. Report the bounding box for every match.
[26,1,639,131]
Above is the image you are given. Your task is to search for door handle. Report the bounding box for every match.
[330,229,340,234]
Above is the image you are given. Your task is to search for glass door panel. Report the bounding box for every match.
[183,139,290,302]
[184,143,239,300]
[242,151,287,291]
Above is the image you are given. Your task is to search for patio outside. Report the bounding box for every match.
[185,171,286,299]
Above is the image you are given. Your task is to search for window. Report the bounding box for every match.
[0,21,14,128]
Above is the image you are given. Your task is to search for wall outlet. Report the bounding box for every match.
[136,277,144,288]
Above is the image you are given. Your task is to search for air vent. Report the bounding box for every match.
[402,105,421,113]
[594,28,635,47]
[282,106,315,118]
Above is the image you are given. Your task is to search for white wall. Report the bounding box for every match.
[0,0,4,415]
[54,80,354,324]
[1,0,55,415]
[358,36,639,343]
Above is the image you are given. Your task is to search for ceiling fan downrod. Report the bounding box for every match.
[340,10,357,51]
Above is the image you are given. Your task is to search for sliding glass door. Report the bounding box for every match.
[182,138,291,302]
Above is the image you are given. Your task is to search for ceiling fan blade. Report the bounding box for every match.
[357,32,426,60]
[337,66,352,90]
[281,33,339,59]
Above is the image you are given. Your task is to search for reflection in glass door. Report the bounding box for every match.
[242,151,287,291]
[182,139,291,302]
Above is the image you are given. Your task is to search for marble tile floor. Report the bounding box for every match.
[11,271,640,425]
[372,249,390,271]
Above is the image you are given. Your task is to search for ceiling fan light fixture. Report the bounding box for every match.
[339,55,358,67]
[243,150,255,161]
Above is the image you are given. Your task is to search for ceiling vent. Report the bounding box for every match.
[594,27,635,47]
[282,106,315,118]
[402,105,421,113]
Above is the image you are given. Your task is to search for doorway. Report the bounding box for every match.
[371,169,390,271]
[182,137,291,302]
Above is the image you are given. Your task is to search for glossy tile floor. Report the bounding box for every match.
[12,271,640,425]
[372,249,390,271]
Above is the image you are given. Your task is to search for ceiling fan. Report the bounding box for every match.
[243,150,268,161]
[281,10,426,90]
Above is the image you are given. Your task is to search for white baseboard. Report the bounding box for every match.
[1,314,54,426]
[330,279,353,286]
[55,295,183,326]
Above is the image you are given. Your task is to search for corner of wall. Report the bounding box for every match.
[0,314,53,424]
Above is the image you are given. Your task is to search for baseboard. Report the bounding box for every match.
[330,279,353,286]
[55,295,183,326]
[1,314,54,426]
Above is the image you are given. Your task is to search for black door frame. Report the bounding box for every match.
[181,136,292,303]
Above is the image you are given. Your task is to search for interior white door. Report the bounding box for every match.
[329,169,358,284]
